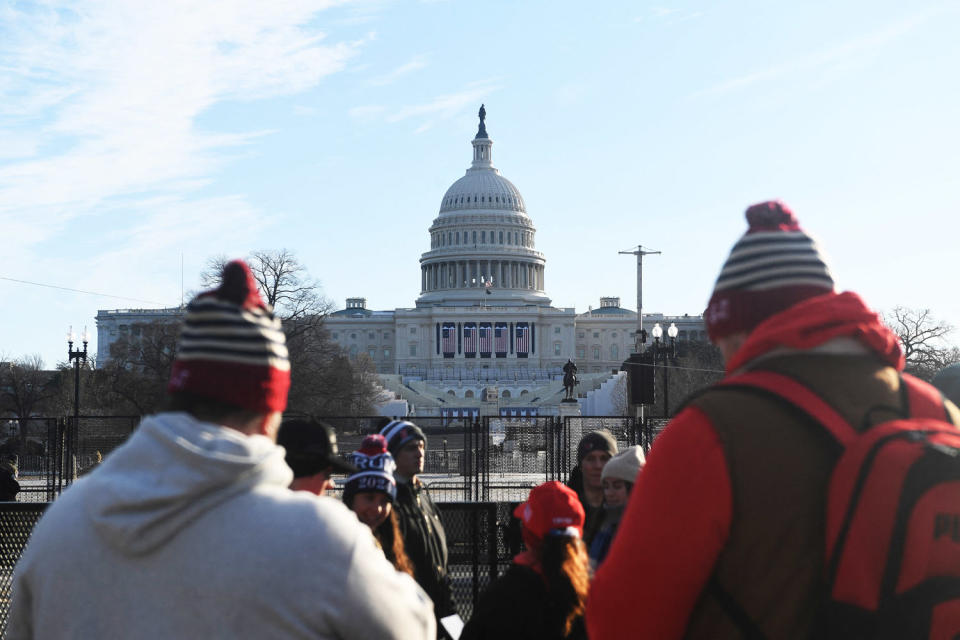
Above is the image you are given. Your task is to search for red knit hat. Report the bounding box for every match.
[167,260,290,412]
[705,200,836,342]
[513,481,585,539]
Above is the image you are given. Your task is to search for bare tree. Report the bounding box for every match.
[883,307,959,381]
[202,250,377,416]
[200,250,333,339]
[0,354,57,451]
[662,341,726,416]
[90,320,181,415]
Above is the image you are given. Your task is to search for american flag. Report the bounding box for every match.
[463,324,477,355]
[494,324,508,354]
[442,324,456,355]
[516,324,528,355]
[479,324,492,354]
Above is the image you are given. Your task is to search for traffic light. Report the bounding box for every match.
[621,351,655,405]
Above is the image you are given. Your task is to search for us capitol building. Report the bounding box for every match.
[96,108,704,416]
[325,107,705,417]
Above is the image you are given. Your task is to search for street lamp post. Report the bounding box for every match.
[650,322,679,417]
[67,326,89,484]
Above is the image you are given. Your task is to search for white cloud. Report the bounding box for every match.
[386,81,501,123]
[349,104,388,120]
[370,54,428,86]
[695,10,936,97]
[0,0,363,249]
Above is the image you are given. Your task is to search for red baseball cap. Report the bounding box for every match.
[513,481,585,539]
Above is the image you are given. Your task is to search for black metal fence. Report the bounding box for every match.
[5,414,668,505]
[0,503,47,637]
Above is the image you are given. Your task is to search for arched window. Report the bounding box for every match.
[447,390,457,397]
[499,231,503,244]
[481,231,486,243]
[501,390,511,399]
[465,390,474,398]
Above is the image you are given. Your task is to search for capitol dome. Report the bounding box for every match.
[417,105,550,308]
[439,169,526,214]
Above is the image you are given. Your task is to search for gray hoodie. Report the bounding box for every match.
[7,412,435,639]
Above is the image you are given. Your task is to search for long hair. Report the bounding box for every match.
[374,510,414,576]
[541,534,590,637]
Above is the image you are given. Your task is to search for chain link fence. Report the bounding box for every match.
[0,504,47,637]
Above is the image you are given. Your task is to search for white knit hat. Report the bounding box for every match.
[601,446,645,484]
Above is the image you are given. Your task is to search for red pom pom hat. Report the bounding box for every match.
[705,201,836,341]
[167,260,290,413]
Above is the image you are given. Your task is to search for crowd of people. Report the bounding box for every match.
[7,199,960,639]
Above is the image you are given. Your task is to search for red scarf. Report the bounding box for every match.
[726,291,904,374]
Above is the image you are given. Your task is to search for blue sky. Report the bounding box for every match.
[1,0,958,369]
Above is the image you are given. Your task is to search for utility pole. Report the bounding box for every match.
[618,246,660,353]
[619,246,661,443]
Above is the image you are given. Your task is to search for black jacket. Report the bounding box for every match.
[461,564,586,640]
[394,478,455,617]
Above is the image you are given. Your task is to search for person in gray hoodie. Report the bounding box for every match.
[7,260,435,640]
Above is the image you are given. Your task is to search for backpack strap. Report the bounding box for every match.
[900,373,953,423]
[705,576,769,640]
[719,371,858,447]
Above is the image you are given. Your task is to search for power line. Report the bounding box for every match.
[0,276,168,306]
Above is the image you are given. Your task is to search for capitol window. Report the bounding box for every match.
[554,327,561,334]
[409,344,417,356]
[576,347,585,359]
[332,332,339,339]
[448,232,452,245]
[384,348,391,358]
[610,345,619,359]
[499,231,503,244]
[410,327,417,335]
[473,231,477,244]
[481,231,486,243]
[456,232,460,244]
[593,347,600,360]
[554,343,561,356]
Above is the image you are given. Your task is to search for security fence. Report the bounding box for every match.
[0,503,47,637]
[3,416,138,503]
[4,414,670,504]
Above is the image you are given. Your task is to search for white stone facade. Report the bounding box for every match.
[95,307,184,367]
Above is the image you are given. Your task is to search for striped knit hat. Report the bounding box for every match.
[379,420,426,455]
[705,201,835,341]
[344,435,398,505]
[167,260,290,412]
